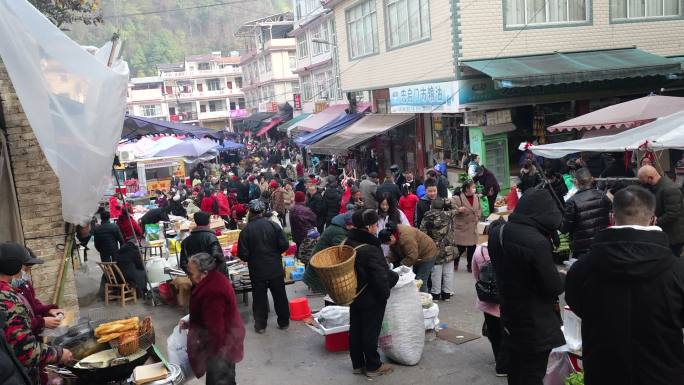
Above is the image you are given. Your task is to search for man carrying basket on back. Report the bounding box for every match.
[345,209,399,378]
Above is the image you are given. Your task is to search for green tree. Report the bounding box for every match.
[29,0,103,29]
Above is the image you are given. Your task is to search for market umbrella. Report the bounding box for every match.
[153,138,219,157]
[530,110,684,158]
[548,94,684,133]
[139,136,184,158]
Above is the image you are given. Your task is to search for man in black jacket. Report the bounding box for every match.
[561,168,612,258]
[237,200,291,334]
[474,166,500,213]
[307,184,327,233]
[323,176,343,226]
[346,209,399,378]
[179,212,227,275]
[638,165,684,256]
[93,211,123,262]
[488,188,565,385]
[565,186,684,385]
[139,207,170,230]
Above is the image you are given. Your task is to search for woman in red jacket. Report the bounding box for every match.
[200,189,218,214]
[185,252,245,385]
[215,190,232,223]
[117,208,142,241]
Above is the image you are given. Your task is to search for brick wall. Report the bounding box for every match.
[458,0,684,61]
[0,63,79,310]
[335,0,456,92]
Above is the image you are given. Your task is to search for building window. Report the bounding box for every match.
[258,57,266,73]
[208,100,226,112]
[206,79,221,91]
[141,104,161,117]
[235,77,243,88]
[301,75,312,101]
[611,0,680,20]
[314,72,329,99]
[385,0,430,48]
[292,81,300,94]
[198,62,211,70]
[346,0,379,59]
[238,98,245,109]
[265,54,272,72]
[289,51,297,69]
[312,22,331,55]
[504,0,589,27]
[297,34,309,59]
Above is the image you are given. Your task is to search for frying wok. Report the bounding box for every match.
[65,348,150,384]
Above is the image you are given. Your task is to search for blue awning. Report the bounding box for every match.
[294,113,365,147]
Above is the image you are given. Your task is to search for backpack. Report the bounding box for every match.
[296,236,319,264]
[475,228,502,304]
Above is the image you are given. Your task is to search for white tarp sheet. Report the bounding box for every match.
[530,110,684,158]
[0,0,129,225]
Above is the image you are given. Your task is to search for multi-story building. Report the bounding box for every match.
[235,12,299,113]
[126,52,247,130]
[324,0,684,185]
[291,0,344,112]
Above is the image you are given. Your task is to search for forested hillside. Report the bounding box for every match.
[65,0,290,76]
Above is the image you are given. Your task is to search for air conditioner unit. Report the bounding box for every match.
[118,150,135,162]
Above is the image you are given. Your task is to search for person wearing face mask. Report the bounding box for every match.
[346,209,399,378]
[0,243,72,385]
[12,249,64,338]
[451,180,482,273]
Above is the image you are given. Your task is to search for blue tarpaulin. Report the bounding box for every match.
[295,113,364,147]
[220,140,245,151]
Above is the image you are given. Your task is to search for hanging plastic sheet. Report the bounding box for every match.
[0,0,129,225]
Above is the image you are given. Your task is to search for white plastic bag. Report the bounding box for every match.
[543,349,576,385]
[0,1,129,225]
[317,306,350,328]
[378,266,425,365]
[167,324,194,380]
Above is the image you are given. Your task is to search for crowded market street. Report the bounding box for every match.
[3,1,684,385]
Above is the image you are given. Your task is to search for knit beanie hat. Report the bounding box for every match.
[294,191,306,203]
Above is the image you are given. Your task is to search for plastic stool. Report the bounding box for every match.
[289,297,312,321]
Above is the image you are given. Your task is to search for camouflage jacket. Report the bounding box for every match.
[419,209,457,264]
[0,281,62,385]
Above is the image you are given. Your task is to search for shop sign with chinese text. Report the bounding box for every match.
[390,81,460,113]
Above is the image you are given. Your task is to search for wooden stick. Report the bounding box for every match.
[52,223,74,306]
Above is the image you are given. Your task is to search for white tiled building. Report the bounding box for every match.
[126,52,247,130]
[291,0,344,112]
[235,12,299,112]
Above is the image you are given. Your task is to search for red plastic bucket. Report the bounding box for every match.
[324,331,349,352]
[289,297,311,321]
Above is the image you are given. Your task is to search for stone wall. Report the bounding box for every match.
[0,63,79,309]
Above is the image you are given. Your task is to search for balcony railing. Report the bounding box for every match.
[167,88,244,100]
[170,111,198,122]
[161,67,242,79]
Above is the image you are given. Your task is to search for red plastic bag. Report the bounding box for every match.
[158,283,177,305]
[506,186,519,211]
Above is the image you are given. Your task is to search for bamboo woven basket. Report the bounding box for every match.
[309,245,357,305]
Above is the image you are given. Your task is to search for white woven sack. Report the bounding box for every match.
[378,266,425,365]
